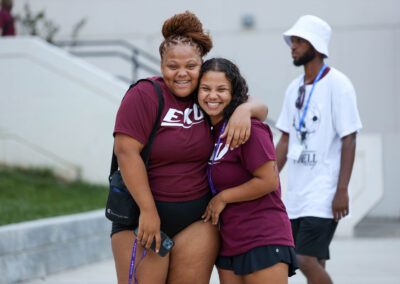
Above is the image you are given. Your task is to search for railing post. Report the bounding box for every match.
[132,49,139,83]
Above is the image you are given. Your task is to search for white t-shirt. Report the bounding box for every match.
[276,67,362,219]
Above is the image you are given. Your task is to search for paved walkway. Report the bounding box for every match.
[25,237,400,284]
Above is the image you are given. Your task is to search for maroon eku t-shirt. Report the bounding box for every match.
[209,119,294,256]
[114,77,213,202]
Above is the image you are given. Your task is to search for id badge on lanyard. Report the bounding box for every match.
[287,143,304,161]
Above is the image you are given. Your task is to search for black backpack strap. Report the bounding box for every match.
[109,79,164,179]
[140,81,163,165]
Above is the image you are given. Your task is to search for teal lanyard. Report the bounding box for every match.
[295,64,327,139]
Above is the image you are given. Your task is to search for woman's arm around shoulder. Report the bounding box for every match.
[203,160,279,225]
[221,97,268,149]
[203,122,278,225]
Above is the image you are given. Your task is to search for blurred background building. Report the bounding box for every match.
[1,0,398,222]
[1,1,399,283]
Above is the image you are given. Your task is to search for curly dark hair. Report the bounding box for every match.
[159,11,213,59]
[197,58,249,120]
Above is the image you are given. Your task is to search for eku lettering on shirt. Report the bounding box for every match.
[161,104,204,128]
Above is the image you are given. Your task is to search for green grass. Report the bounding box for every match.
[0,166,108,225]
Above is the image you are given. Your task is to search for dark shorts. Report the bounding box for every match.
[111,192,211,238]
[216,245,298,276]
[291,217,338,260]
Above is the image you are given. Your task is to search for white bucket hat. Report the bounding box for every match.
[283,15,332,58]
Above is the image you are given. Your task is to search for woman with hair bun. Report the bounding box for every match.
[111,11,267,283]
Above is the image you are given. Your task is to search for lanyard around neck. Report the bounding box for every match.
[207,121,227,195]
[295,64,327,136]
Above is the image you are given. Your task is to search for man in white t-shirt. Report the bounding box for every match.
[276,15,362,284]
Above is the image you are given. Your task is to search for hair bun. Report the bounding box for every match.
[162,11,203,39]
[159,11,212,57]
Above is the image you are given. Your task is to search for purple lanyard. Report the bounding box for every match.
[129,239,147,284]
[207,121,227,195]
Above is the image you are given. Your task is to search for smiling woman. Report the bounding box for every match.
[197,58,249,126]
[161,44,202,98]
[198,71,232,125]
[109,11,267,284]
[110,12,220,283]
[196,58,298,284]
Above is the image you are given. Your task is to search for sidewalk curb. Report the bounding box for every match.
[0,210,112,284]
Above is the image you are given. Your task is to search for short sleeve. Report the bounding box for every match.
[241,120,276,173]
[331,75,362,138]
[276,81,297,133]
[113,80,159,145]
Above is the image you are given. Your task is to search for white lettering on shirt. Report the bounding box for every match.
[209,143,229,164]
[164,109,183,123]
[161,104,204,128]
[184,108,193,125]
[193,104,204,120]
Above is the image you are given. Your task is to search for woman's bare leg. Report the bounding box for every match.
[112,230,169,284]
[167,221,219,284]
[218,268,245,284]
[244,262,288,284]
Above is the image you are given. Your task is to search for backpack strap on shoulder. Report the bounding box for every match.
[109,79,165,178]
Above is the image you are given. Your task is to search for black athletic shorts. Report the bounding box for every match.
[291,217,338,260]
[111,192,211,238]
[216,245,298,276]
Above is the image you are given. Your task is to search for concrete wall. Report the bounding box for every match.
[0,37,126,184]
[9,0,400,217]
[0,211,111,284]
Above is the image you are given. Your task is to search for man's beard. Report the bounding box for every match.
[293,48,317,66]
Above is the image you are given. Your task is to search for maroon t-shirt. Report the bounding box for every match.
[114,77,213,202]
[209,119,294,256]
[0,9,15,36]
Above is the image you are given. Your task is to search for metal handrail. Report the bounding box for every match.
[56,39,159,63]
[55,39,161,83]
